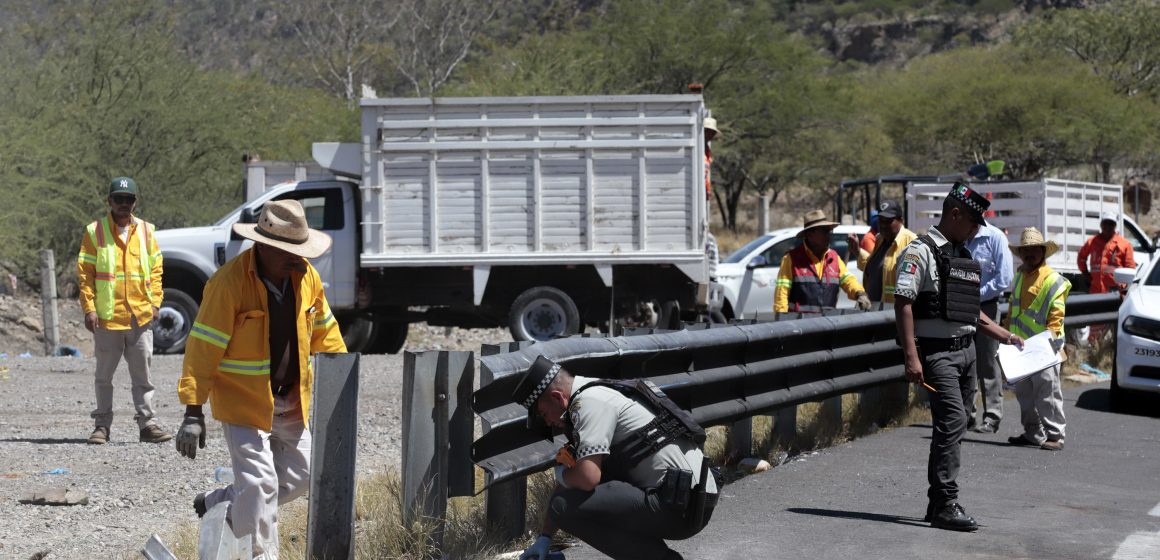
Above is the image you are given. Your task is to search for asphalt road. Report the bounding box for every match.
[561,384,1160,560]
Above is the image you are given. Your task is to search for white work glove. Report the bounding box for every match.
[855,292,873,311]
[519,535,552,560]
[175,415,206,459]
[553,465,570,489]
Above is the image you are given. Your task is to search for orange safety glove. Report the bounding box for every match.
[555,444,577,468]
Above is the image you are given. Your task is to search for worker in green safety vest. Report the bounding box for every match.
[1004,227,1071,452]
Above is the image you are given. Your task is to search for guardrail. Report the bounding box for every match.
[467,292,1121,538]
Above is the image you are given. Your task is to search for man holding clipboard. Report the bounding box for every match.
[1002,228,1071,451]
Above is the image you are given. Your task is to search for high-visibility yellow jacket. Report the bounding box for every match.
[774,244,863,313]
[178,248,347,430]
[1008,265,1070,339]
[77,213,163,329]
[856,226,917,303]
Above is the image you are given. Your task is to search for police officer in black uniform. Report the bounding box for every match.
[893,183,1025,531]
[513,355,717,560]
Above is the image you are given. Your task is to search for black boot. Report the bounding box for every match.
[922,502,935,522]
[930,502,978,532]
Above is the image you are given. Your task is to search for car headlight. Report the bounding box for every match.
[1122,315,1160,342]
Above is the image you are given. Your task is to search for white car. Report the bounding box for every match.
[716,225,870,320]
[1112,260,1160,409]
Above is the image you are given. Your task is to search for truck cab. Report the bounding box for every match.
[153,179,359,353]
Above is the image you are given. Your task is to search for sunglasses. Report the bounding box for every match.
[110,194,136,205]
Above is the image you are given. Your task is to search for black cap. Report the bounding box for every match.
[512,355,563,429]
[948,182,990,225]
[877,200,902,220]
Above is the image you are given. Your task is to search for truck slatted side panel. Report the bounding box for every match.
[906,179,1124,276]
[358,95,706,268]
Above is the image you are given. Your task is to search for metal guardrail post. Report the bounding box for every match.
[859,386,881,424]
[480,342,534,542]
[821,395,842,430]
[728,418,752,459]
[775,406,797,446]
[307,353,360,560]
[402,350,474,556]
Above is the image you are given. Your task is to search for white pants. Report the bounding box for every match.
[91,319,155,429]
[204,396,311,559]
[1014,363,1066,445]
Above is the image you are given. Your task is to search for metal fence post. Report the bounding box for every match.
[39,250,58,356]
[307,353,359,560]
[402,350,474,557]
[480,342,534,542]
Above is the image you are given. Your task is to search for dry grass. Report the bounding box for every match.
[162,468,558,560]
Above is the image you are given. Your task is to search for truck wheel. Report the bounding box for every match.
[508,286,581,342]
[338,314,376,353]
[368,321,408,355]
[155,288,199,354]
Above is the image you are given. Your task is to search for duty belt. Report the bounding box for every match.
[916,335,973,354]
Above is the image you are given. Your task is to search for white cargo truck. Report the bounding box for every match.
[154,95,713,353]
[906,179,1154,278]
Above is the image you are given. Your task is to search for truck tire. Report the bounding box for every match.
[508,286,581,342]
[338,314,376,354]
[367,321,408,354]
[155,288,199,354]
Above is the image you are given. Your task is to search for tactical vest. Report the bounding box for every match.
[568,379,705,479]
[86,215,153,321]
[786,245,842,313]
[912,234,981,324]
[1009,269,1070,339]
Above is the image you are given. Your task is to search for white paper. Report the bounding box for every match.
[998,331,1061,383]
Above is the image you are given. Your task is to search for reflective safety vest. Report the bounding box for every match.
[84,215,153,321]
[787,245,841,313]
[1009,268,1070,339]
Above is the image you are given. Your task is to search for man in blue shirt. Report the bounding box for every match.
[965,222,1014,433]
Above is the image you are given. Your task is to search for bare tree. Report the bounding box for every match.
[274,0,402,105]
[391,0,501,96]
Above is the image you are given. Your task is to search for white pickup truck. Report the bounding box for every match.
[153,95,714,353]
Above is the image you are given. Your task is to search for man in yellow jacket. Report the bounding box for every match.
[849,200,917,304]
[775,210,870,313]
[1004,227,1070,452]
[175,200,347,557]
[77,177,170,445]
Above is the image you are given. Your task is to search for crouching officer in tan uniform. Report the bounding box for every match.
[894,183,1024,532]
[515,356,718,560]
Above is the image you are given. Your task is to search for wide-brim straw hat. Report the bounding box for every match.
[704,117,720,138]
[797,209,839,237]
[232,199,332,259]
[1009,227,1058,259]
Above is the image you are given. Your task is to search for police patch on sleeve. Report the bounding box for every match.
[902,261,918,275]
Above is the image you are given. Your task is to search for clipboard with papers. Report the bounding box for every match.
[997,331,1061,383]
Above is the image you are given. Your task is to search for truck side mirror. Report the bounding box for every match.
[231,207,259,241]
[1113,267,1138,286]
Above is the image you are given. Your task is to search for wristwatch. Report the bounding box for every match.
[1005,334,1015,345]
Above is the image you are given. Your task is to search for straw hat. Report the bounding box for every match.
[797,209,839,237]
[1009,227,1058,259]
[232,199,332,258]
